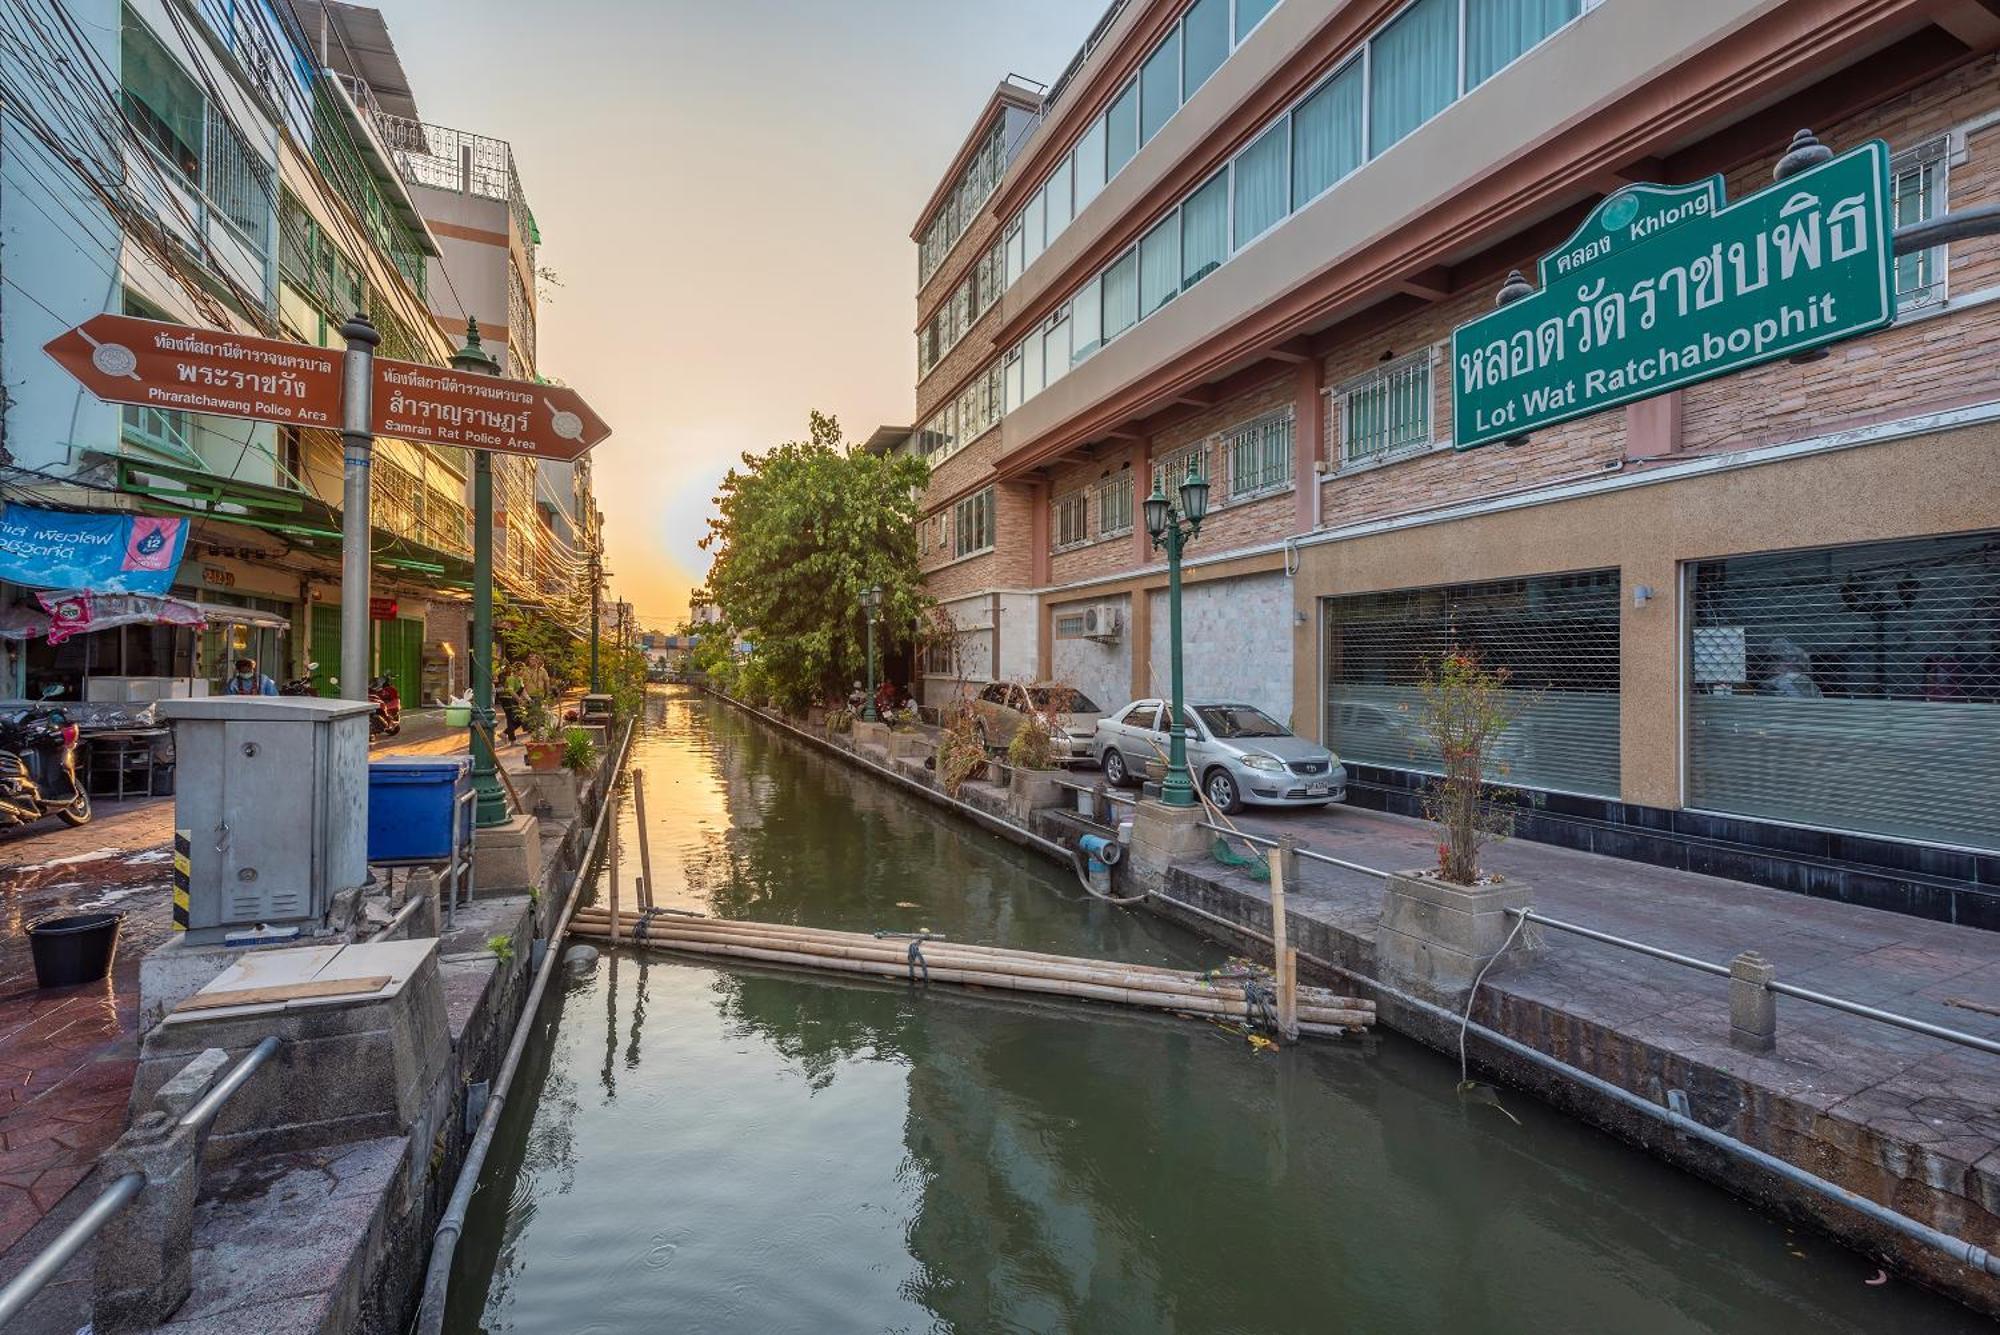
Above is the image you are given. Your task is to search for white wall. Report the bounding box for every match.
[1149,571,1293,725]
[1050,592,1131,712]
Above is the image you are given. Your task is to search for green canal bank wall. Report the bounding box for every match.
[702,687,2000,1318]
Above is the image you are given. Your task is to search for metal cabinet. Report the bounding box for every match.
[158,698,372,943]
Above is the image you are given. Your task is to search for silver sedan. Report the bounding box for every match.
[1092,700,1346,813]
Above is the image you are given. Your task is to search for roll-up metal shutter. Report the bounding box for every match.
[1322,570,1621,797]
[1687,532,2000,851]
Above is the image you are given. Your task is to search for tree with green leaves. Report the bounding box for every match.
[700,412,930,711]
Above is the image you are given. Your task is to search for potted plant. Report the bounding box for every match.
[522,703,563,771]
[934,705,988,797]
[1006,719,1067,818]
[561,726,599,775]
[1375,649,1533,1001]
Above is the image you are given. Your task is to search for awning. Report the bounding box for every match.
[196,603,292,631]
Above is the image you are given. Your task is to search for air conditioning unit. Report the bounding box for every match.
[1082,603,1123,642]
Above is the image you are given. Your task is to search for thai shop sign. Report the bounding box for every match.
[0,504,189,596]
[1451,141,1895,450]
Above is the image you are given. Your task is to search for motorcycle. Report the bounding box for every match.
[280,661,321,696]
[368,675,403,737]
[0,688,92,831]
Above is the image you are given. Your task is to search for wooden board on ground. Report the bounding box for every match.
[176,975,393,1013]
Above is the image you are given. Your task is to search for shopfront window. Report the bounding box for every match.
[1687,533,2000,850]
[1323,570,1622,796]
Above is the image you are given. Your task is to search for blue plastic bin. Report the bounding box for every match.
[367,758,472,862]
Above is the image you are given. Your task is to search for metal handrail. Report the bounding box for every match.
[0,1035,280,1325]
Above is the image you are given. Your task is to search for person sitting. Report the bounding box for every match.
[223,657,278,696]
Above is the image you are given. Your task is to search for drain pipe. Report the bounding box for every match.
[412,716,636,1335]
[1147,887,2000,1280]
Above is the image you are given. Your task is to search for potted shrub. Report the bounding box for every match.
[934,706,987,797]
[561,726,599,775]
[1375,650,1533,1001]
[523,705,563,771]
[1006,720,1067,818]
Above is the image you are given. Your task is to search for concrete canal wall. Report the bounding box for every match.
[707,688,2000,1319]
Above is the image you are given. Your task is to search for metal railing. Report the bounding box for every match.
[0,1036,281,1325]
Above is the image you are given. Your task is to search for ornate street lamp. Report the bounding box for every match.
[1144,459,1208,808]
[860,583,884,722]
[450,318,509,830]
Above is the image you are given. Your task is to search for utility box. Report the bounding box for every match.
[157,697,372,944]
[580,693,613,721]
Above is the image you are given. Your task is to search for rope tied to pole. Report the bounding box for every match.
[633,907,666,942]
[1241,978,1279,1033]
[906,936,930,985]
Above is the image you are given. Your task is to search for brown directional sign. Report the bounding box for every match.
[372,358,611,461]
[43,314,343,430]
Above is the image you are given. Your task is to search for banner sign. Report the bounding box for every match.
[43,314,342,430]
[0,504,189,595]
[1451,141,1896,450]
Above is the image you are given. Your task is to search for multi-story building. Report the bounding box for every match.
[905,0,2000,920]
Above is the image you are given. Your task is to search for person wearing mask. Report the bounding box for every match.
[223,657,278,696]
[498,661,526,743]
[521,654,551,712]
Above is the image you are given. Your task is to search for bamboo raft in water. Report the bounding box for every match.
[568,909,1375,1038]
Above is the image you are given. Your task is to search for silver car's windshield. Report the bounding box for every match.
[1196,705,1289,739]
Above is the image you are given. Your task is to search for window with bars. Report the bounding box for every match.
[1052,491,1090,549]
[1892,138,1946,312]
[1150,440,1207,497]
[953,488,996,558]
[1337,351,1432,467]
[1222,409,1294,499]
[1098,472,1133,537]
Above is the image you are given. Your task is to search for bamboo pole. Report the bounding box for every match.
[1269,840,1297,1042]
[470,720,526,814]
[606,796,620,944]
[565,910,1370,1011]
[633,770,655,910]
[569,923,1374,1027]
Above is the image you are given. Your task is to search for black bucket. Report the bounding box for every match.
[27,912,123,989]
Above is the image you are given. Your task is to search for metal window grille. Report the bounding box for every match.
[953,489,995,558]
[203,112,271,253]
[1054,612,1089,638]
[120,404,199,466]
[1053,491,1090,549]
[1150,440,1207,496]
[1222,408,1294,499]
[1337,350,1432,466]
[1891,138,1946,312]
[1098,472,1133,536]
[1323,570,1622,797]
[1687,532,2000,850]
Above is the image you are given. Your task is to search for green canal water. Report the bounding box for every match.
[445,687,1984,1334]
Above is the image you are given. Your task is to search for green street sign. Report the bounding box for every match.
[1451,140,1895,451]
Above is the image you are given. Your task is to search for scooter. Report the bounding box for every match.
[368,675,403,737]
[280,661,321,696]
[0,688,92,831]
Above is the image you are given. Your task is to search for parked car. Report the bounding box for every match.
[1093,699,1346,813]
[968,681,1106,763]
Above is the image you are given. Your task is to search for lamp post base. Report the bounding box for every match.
[1159,765,1196,808]
[469,705,510,829]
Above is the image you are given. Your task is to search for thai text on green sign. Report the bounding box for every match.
[1451,141,1896,451]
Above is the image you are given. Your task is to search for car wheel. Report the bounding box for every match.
[59,788,92,827]
[1102,748,1129,787]
[1203,767,1243,815]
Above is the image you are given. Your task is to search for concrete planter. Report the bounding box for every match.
[806,706,828,729]
[1008,766,1066,821]
[1375,870,1532,1005]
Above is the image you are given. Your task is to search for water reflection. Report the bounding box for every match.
[446,689,1986,1335]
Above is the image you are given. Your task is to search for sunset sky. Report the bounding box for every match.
[383,0,1088,629]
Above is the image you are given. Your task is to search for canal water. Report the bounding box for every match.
[446,687,1984,1334]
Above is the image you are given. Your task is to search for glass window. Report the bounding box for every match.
[1023,327,1046,398]
[1044,314,1072,385]
[1004,349,1025,413]
[1688,533,2000,850]
[1101,249,1139,341]
[1293,61,1364,204]
[1467,0,1581,89]
[1023,188,1047,267]
[1046,157,1074,241]
[1139,215,1181,319]
[1098,471,1133,535]
[1053,491,1090,549]
[1105,80,1139,177]
[1005,218,1026,287]
[1232,120,1290,247]
[1072,275,1103,365]
[1180,170,1228,288]
[1235,0,1280,43]
[1370,0,1460,157]
[1119,702,1161,729]
[1074,119,1107,214]
[953,489,996,558]
[1182,0,1230,96]
[1893,139,1946,310]
[1140,29,1181,146]
[1223,409,1294,498]
[1339,351,1432,465]
[121,7,204,183]
[1196,705,1290,738]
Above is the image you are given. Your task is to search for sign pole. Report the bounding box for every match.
[338,314,381,702]
[447,319,511,831]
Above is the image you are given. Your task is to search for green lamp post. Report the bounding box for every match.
[860,583,883,722]
[450,319,509,830]
[1143,458,1209,809]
